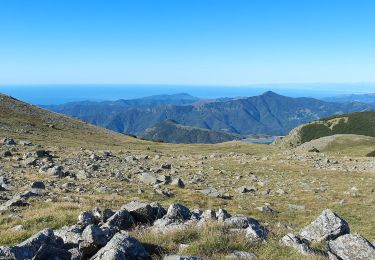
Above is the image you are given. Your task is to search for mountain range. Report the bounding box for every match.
[43,91,375,139]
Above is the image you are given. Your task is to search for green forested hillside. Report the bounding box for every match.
[299,111,375,143]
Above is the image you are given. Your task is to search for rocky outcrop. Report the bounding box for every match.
[280,209,374,258]
[0,201,264,259]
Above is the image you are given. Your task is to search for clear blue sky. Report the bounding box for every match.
[1,0,375,85]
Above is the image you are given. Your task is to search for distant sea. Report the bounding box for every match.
[0,84,374,105]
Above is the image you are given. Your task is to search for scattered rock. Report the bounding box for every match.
[299,209,350,242]
[226,250,257,259]
[139,172,160,185]
[172,178,185,188]
[91,231,150,260]
[31,181,45,189]
[2,137,16,145]
[328,233,375,260]
[164,256,200,260]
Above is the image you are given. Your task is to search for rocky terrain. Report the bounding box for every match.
[0,93,374,259]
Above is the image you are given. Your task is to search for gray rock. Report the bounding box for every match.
[166,203,191,221]
[32,244,71,259]
[123,201,154,224]
[77,211,96,227]
[226,250,257,259]
[172,178,185,188]
[237,186,256,193]
[256,205,275,214]
[157,174,172,184]
[82,225,108,246]
[164,256,200,260]
[199,188,220,198]
[288,204,306,212]
[2,150,12,157]
[0,229,63,259]
[280,233,314,256]
[54,224,83,245]
[328,234,375,260]
[102,208,115,222]
[201,209,217,220]
[150,202,167,220]
[91,231,150,260]
[80,224,108,256]
[217,208,231,222]
[161,163,172,169]
[139,172,160,185]
[31,181,45,189]
[19,140,32,146]
[299,209,350,242]
[102,208,135,230]
[245,219,268,241]
[48,165,66,178]
[8,225,25,232]
[27,150,50,158]
[0,196,29,211]
[224,215,257,229]
[23,157,37,166]
[2,137,16,145]
[190,209,202,220]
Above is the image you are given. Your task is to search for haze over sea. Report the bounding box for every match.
[2,83,375,105]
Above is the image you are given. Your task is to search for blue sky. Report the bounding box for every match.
[1,0,375,85]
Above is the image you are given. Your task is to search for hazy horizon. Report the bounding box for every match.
[2,83,375,105]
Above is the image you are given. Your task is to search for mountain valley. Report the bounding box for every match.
[0,93,374,259]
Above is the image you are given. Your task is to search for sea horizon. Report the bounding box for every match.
[2,83,375,105]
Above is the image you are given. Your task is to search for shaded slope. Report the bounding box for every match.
[140,119,244,144]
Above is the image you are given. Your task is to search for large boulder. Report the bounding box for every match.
[0,229,65,259]
[224,215,255,229]
[328,234,375,260]
[245,220,268,242]
[150,202,167,220]
[77,211,97,228]
[123,201,154,224]
[91,231,150,260]
[79,224,108,257]
[54,225,83,245]
[299,209,349,242]
[166,203,191,221]
[102,208,135,231]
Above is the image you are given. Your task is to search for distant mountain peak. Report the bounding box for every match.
[261,90,281,97]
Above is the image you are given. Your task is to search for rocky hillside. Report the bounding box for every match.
[44,91,375,136]
[278,111,375,147]
[0,93,374,259]
[140,119,244,144]
[1,200,374,259]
